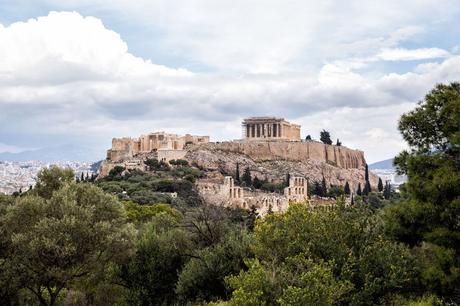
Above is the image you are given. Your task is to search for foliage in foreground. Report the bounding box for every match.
[0,168,135,305]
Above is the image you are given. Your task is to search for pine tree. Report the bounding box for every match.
[321,177,327,197]
[242,167,252,187]
[235,162,241,183]
[357,183,362,196]
[378,177,383,192]
[344,181,350,195]
[320,130,333,145]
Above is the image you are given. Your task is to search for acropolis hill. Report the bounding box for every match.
[99,117,378,212]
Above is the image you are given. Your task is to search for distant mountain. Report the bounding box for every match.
[369,158,394,170]
[0,144,104,162]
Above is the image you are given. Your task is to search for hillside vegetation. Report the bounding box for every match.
[0,83,459,305]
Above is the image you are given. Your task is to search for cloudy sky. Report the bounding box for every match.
[1,0,460,162]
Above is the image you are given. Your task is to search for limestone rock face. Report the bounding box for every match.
[186,141,378,191]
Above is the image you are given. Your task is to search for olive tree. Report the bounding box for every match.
[2,182,135,306]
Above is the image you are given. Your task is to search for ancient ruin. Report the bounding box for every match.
[242,117,301,141]
[106,132,209,162]
[99,116,377,215]
[197,175,309,215]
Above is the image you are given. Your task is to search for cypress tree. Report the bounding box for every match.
[363,164,371,195]
[351,193,354,205]
[344,181,350,195]
[253,176,262,189]
[313,181,321,196]
[285,173,291,186]
[321,177,327,197]
[235,162,240,183]
[80,172,84,182]
[363,180,371,196]
[378,177,383,192]
[383,181,391,199]
[357,183,362,196]
[242,167,252,187]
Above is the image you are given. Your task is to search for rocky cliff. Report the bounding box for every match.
[186,140,378,192]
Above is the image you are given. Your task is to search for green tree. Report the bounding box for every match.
[120,214,190,305]
[320,130,332,145]
[305,135,312,141]
[356,183,362,196]
[2,182,135,306]
[253,176,262,189]
[336,138,342,146]
[383,181,391,199]
[384,82,460,299]
[378,177,384,192]
[321,177,327,197]
[175,230,252,302]
[235,162,240,183]
[344,181,350,195]
[242,167,252,187]
[227,204,416,305]
[363,180,371,196]
[363,164,371,195]
[33,166,74,199]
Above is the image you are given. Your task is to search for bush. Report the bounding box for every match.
[170,159,189,166]
[145,159,170,171]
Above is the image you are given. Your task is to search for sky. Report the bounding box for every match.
[1,0,460,163]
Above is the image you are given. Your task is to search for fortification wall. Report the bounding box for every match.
[189,140,365,169]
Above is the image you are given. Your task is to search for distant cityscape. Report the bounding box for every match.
[0,157,406,195]
[0,161,96,195]
[371,168,407,188]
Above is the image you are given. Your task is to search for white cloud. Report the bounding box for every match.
[43,0,460,73]
[1,11,460,162]
[377,47,450,61]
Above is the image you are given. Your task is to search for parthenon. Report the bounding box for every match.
[242,117,301,141]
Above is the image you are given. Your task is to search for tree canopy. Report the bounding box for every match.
[320,130,332,145]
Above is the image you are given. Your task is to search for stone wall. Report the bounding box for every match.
[186,140,378,193]
[188,140,366,169]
